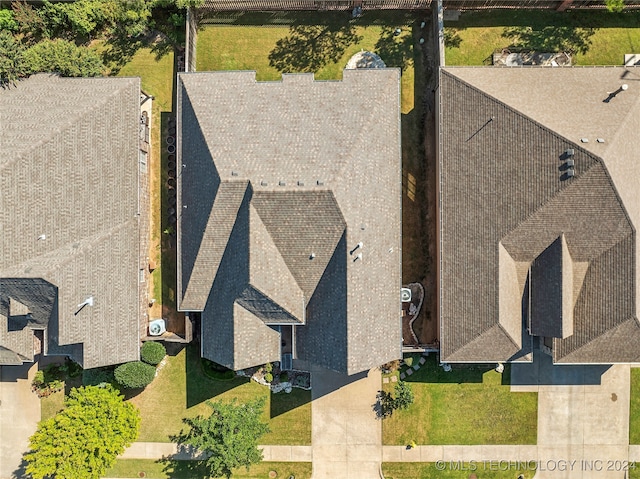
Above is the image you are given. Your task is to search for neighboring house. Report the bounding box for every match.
[0,74,149,369]
[176,70,402,375]
[437,66,640,364]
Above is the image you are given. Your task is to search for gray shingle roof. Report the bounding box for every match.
[439,66,640,364]
[177,70,402,374]
[0,74,143,368]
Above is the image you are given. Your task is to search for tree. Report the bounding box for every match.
[0,10,18,31]
[606,0,625,12]
[140,341,166,365]
[24,385,140,479]
[393,381,415,411]
[0,30,28,86]
[174,398,270,479]
[23,39,104,77]
[376,381,415,419]
[114,360,156,389]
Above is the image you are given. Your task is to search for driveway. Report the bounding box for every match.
[512,351,630,479]
[0,362,40,479]
[311,366,382,479]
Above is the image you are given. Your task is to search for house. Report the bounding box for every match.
[437,66,640,364]
[176,70,402,375]
[0,74,149,369]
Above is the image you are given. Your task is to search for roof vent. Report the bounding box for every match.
[279,181,286,186]
[309,253,315,260]
[566,159,575,168]
[74,296,94,316]
[566,169,575,179]
[353,252,363,262]
[261,180,268,186]
[231,171,238,176]
[565,148,574,157]
[298,181,304,186]
[317,180,324,186]
[597,138,605,143]
[580,138,589,143]
[37,234,46,241]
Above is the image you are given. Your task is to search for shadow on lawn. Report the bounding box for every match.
[270,388,311,419]
[185,342,251,408]
[268,21,362,73]
[502,24,595,55]
[161,458,209,479]
[401,354,494,384]
[374,25,414,71]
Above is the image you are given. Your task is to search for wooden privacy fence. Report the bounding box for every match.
[199,0,640,10]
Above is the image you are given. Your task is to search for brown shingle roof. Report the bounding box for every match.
[177,70,402,374]
[0,74,142,368]
[439,67,640,364]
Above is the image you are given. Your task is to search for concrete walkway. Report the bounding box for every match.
[118,442,312,462]
[310,367,382,479]
[0,362,40,479]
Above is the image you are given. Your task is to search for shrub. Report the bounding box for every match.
[264,372,273,383]
[140,341,166,365]
[279,372,288,383]
[404,357,414,368]
[0,10,18,31]
[264,362,273,373]
[114,361,155,389]
[33,370,45,387]
[66,359,83,378]
[201,358,235,381]
[83,366,115,387]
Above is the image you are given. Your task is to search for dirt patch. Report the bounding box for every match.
[401,11,439,346]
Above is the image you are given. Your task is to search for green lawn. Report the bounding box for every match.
[40,390,65,421]
[382,462,536,479]
[445,9,640,66]
[630,368,640,444]
[382,354,537,445]
[128,344,311,445]
[196,16,416,114]
[105,459,311,479]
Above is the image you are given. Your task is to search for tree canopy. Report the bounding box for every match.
[174,398,270,479]
[25,385,140,479]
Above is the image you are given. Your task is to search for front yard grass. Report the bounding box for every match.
[128,344,311,444]
[382,463,536,479]
[629,367,640,444]
[40,389,65,421]
[445,10,640,66]
[105,459,311,478]
[382,354,537,445]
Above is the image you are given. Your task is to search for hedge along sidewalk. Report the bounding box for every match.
[118,442,312,462]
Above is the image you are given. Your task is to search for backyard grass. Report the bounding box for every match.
[445,9,640,66]
[128,344,311,444]
[382,354,537,445]
[382,462,536,479]
[105,459,311,478]
[196,15,416,113]
[630,368,640,444]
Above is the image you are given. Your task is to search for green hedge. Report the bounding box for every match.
[114,361,156,389]
[140,341,166,366]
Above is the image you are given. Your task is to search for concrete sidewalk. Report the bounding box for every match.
[118,442,312,462]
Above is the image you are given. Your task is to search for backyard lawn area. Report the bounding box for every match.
[445,10,640,66]
[105,459,311,479]
[382,354,537,445]
[196,13,417,113]
[382,463,536,479]
[630,367,640,444]
[128,344,311,445]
